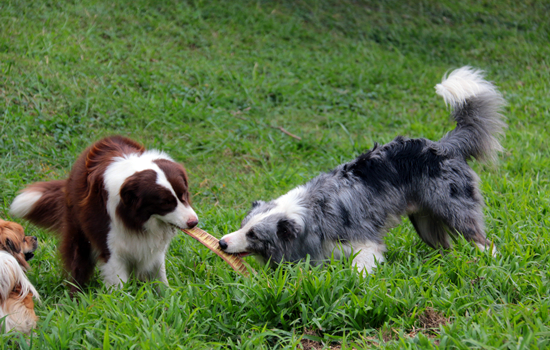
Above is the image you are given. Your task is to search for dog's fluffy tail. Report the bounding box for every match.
[435,66,507,162]
[9,180,67,233]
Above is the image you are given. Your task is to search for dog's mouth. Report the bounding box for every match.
[24,252,35,261]
[236,252,253,258]
[169,222,183,230]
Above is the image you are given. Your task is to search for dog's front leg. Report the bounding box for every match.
[140,258,169,295]
[138,256,169,286]
[100,257,129,289]
[351,241,386,275]
[151,258,169,286]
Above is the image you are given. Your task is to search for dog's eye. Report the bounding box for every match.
[247,230,257,239]
[159,197,176,208]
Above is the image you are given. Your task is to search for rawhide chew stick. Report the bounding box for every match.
[182,227,251,276]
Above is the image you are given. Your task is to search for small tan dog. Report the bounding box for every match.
[0,219,39,334]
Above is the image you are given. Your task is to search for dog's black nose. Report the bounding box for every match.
[187,218,198,229]
[32,236,37,241]
[219,239,228,250]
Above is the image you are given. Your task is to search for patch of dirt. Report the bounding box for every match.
[300,329,349,350]
[300,311,448,349]
[406,307,449,341]
[417,307,449,330]
[300,338,342,350]
[381,328,398,342]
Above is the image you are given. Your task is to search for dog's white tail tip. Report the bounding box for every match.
[9,191,43,218]
[435,66,496,107]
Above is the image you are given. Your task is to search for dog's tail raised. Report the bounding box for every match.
[10,180,67,233]
[435,66,506,162]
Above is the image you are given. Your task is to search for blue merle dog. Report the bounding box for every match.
[220,67,506,273]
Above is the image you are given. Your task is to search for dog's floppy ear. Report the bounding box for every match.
[120,174,144,208]
[0,224,22,255]
[120,181,140,207]
[3,238,30,271]
[13,252,30,271]
[119,170,158,208]
[4,238,21,254]
[276,219,298,241]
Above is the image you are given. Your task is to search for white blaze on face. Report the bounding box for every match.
[220,229,249,253]
[221,186,308,253]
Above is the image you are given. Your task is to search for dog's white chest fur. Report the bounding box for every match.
[100,219,176,288]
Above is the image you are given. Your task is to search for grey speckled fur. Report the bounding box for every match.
[220,67,506,272]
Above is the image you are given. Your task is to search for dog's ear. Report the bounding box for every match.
[251,200,265,209]
[276,219,298,241]
[120,176,142,208]
[0,224,21,253]
[120,170,158,208]
[4,237,21,255]
[120,184,139,207]
[3,237,30,271]
[14,252,30,271]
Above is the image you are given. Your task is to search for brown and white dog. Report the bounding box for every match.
[10,136,198,294]
[0,219,39,334]
[0,219,38,271]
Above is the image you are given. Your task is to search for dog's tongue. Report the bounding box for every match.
[24,252,35,261]
[237,252,252,258]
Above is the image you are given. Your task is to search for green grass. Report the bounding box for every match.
[1,0,549,348]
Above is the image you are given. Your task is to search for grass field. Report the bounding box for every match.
[1,0,549,348]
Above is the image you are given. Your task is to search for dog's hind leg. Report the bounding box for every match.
[449,215,496,257]
[427,203,496,257]
[60,225,96,295]
[409,212,452,249]
[450,221,496,256]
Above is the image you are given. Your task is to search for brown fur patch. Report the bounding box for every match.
[0,219,34,271]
